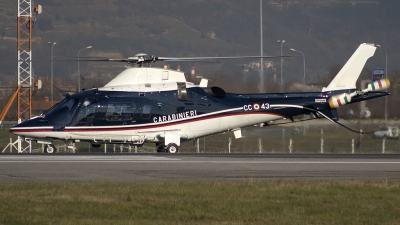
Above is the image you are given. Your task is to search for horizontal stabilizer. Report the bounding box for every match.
[322,43,377,92]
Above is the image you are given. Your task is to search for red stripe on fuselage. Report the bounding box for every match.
[10,111,283,134]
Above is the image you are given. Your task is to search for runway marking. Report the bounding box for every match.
[0,155,180,162]
[0,157,399,164]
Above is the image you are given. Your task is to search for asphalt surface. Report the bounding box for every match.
[0,154,399,183]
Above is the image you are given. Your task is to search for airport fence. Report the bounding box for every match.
[2,120,400,154]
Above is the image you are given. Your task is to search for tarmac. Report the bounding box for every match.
[0,153,399,183]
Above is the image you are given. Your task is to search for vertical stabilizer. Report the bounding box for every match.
[322,43,377,92]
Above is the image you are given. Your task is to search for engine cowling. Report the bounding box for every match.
[202,87,226,98]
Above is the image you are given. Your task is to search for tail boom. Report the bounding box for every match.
[328,78,390,109]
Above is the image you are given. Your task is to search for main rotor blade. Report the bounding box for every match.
[158,55,293,61]
[0,55,296,64]
[77,58,132,62]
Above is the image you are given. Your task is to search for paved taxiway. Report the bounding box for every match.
[0,154,399,183]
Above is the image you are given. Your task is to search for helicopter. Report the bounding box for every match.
[10,43,390,153]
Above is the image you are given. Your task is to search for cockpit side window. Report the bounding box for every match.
[76,98,98,123]
[106,103,135,121]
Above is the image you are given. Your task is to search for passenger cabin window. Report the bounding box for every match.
[141,104,152,119]
[106,103,135,121]
[76,98,97,123]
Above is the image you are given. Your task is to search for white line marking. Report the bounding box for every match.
[0,156,180,162]
[0,159,399,164]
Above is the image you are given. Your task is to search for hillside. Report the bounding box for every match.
[0,0,399,90]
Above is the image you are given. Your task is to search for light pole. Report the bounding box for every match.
[48,42,56,103]
[78,46,92,92]
[376,45,388,124]
[290,48,306,84]
[385,51,388,124]
[277,40,285,92]
[259,0,264,93]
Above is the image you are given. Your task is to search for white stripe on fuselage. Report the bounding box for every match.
[67,107,245,130]
[10,107,244,132]
[12,106,287,142]
[11,104,302,133]
[270,104,305,110]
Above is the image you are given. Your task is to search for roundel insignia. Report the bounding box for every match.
[253,103,260,110]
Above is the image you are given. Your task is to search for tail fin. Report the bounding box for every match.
[322,43,377,92]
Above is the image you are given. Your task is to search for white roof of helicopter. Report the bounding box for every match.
[99,67,190,92]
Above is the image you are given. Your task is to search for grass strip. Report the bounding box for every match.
[0,180,399,224]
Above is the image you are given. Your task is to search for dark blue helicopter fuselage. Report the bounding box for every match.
[10,85,388,147]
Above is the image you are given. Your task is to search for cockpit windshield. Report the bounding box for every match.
[45,97,80,127]
[44,97,74,116]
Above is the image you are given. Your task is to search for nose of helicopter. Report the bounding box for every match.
[9,116,52,136]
